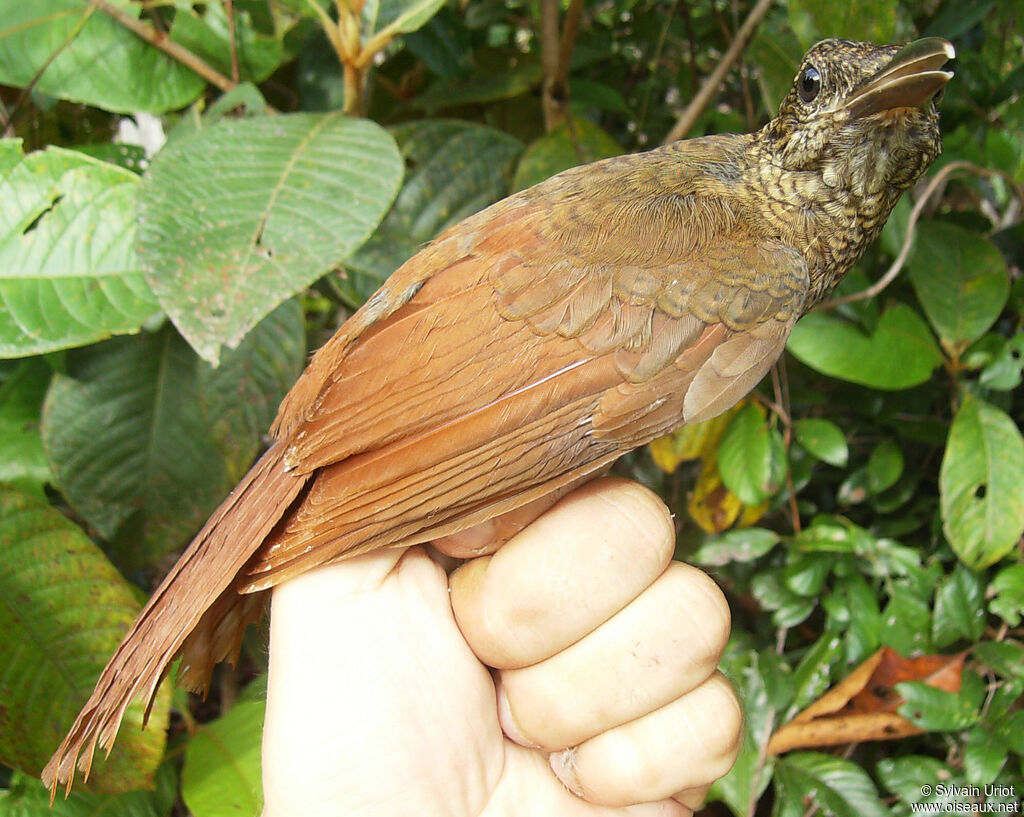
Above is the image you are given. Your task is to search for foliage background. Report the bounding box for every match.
[1,0,1023,814]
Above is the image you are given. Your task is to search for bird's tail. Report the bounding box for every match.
[42,442,309,796]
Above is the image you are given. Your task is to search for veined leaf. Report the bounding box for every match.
[137,113,402,363]
[787,304,943,390]
[42,301,304,570]
[0,0,204,113]
[940,394,1024,568]
[0,485,170,791]
[0,140,159,356]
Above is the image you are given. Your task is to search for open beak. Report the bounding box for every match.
[845,37,955,118]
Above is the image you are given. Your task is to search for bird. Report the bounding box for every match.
[44,36,954,794]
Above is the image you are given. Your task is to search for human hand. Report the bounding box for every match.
[261,478,741,817]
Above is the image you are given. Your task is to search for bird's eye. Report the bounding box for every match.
[798,65,821,103]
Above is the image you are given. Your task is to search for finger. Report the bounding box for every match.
[483,744,693,817]
[673,784,710,811]
[449,477,675,669]
[497,562,730,749]
[549,673,742,808]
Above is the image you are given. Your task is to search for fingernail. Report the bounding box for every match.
[549,748,583,797]
[495,680,539,749]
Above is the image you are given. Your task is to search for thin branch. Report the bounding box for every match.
[88,0,235,92]
[225,0,240,83]
[539,0,562,130]
[554,0,584,92]
[662,0,774,144]
[816,161,1024,311]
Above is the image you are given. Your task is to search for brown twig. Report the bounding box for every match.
[555,0,584,94]
[816,160,1024,311]
[225,0,240,83]
[88,0,236,92]
[539,0,584,131]
[663,0,774,144]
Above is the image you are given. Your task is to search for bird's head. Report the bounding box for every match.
[762,37,954,200]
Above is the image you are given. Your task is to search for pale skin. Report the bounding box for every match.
[261,478,742,817]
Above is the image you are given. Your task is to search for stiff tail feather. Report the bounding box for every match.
[42,442,310,796]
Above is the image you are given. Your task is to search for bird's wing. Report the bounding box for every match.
[243,150,809,588]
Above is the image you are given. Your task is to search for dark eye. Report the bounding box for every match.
[798,65,821,103]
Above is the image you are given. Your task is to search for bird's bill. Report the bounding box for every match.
[845,37,955,118]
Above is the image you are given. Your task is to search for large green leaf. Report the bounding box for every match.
[182,699,264,817]
[0,763,176,817]
[342,120,521,305]
[908,222,1009,355]
[0,141,160,357]
[0,359,51,494]
[0,0,204,113]
[137,113,402,363]
[787,304,943,390]
[939,394,1024,569]
[41,301,304,571]
[0,485,170,792]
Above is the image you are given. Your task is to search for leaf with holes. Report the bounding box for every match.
[940,394,1024,569]
[0,140,160,356]
[137,113,401,363]
[0,0,204,113]
[0,485,170,791]
[42,301,305,572]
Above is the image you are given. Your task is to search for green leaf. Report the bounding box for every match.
[709,645,776,816]
[343,120,521,306]
[881,588,933,656]
[867,439,903,494]
[787,304,943,390]
[718,403,786,505]
[691,528,779,566]
[0,0,204,113]
[989,563,1024,627]
[137,113,402,363]
[974,640,1024,680]
[794,418,848,466]
[0,140,160,356]
[182,699,265,817]
[0,485,170,791]
[512,116,621,191]
[908,222,1009,354]
[876,755,963,806]
[0,763,176,817]
[979,332,1024,390]
[750,571,815,628]
[171,3,284,84]
[940,394,1024,568]
[963,724,1009,784]
[790,632,843,712]
[413,59,542,109]
[896,674,983,731]
[932,564,986,648]
[362,0,446,42]
[783,552,831,597]
[788,0,895,46]
[774,752,889,817]
[0,359,52,494]
[42,302,304,570]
